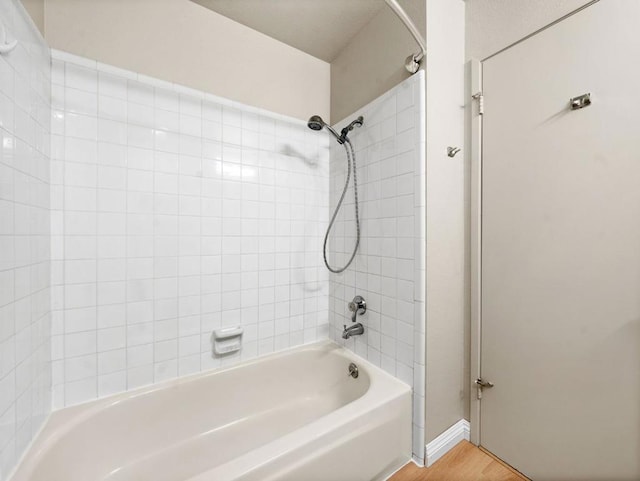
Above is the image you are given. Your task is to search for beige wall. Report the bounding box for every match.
[19,0,44,34]
[465,0,594,60]
[424,0,467,443]
[330,0,425,123]
[43,0,330,121]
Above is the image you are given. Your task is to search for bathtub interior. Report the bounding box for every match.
[12,343,395,481]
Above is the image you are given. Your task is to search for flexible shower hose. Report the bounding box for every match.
[323,138,360,273]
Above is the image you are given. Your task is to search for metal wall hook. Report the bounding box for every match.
[570,93,591,110]
[0,23,18,55]
[447,146,461,158]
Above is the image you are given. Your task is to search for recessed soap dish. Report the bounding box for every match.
[213,327,243,356]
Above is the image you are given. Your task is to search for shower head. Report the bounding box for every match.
[307,114,344,144]
[307,115,325,131]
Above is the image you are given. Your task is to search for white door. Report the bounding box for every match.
[480,1,640,480]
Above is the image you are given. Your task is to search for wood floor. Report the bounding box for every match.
[389,441,530,481]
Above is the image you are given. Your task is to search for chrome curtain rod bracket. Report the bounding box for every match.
[384,0,426,74]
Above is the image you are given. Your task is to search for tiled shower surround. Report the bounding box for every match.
[0,1,52,478]
[328,72,426,462]
[0,26,427,477]
[50,51,330,408]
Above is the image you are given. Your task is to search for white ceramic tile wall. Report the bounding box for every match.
[0,2,52,479]
[327,72,426,462]
[50,50,330,408]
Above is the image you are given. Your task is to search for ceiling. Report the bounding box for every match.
[191,0,387,62]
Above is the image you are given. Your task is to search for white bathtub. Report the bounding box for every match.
[11,341,412,481]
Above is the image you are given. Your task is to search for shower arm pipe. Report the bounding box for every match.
[384,0,426,73]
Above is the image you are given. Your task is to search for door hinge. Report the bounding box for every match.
[475,377,494,399]
[472,92,484,115]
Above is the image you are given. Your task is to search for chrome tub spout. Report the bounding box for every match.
[342,323,364,339]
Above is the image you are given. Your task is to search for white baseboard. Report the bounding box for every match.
[424,419,470,467]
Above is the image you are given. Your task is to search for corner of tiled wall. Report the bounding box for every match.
[327,71,426,463]
[0,1,52,479]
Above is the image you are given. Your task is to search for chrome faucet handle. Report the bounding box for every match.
[348,296,366,323]
[348,295,366,313]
